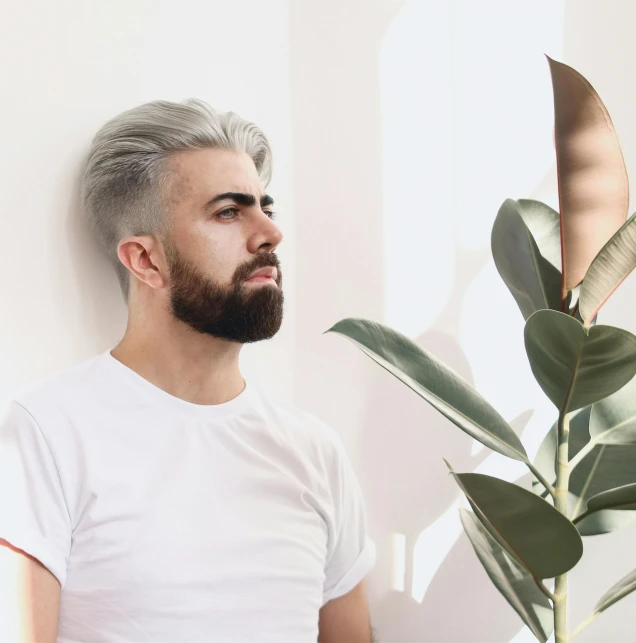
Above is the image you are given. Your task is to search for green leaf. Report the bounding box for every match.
[569,285,598,327]
[524,309,636,412]
[579,213,636,324]
[449,468,583,579]
[573,446,636,535]
[325,318,528,461]
[459,509,553,642]
[595,568,636,614]
[547,55,629,291]
[583,482,636,516]
[532,408,636,535]
[516,198,562,271]
[492,199,562,320]
[590,374,636,444]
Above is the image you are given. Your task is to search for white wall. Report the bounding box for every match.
[2,1,636,641]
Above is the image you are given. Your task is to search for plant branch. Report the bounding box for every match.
[572,509,591,525]
[569,611,601,640]
[526,461,556,498]
[560,269,568,313]
[571,445,605,520]
[554,411,572,642]
[533,576,557,603]
[569,437,599,471]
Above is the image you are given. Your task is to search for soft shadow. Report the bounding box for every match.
[415,473,536,643]
[359,327,496,642]
[60,156,127,353]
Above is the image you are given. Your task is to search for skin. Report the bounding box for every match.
[1,147,373,641]
[111,147,285,404]
[318,580,374,643]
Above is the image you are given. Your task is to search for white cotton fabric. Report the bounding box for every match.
[0,350,375,643]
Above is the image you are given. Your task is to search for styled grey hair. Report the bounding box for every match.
[81,98,273,303]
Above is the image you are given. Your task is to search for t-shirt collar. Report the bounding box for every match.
[101,349,257,420]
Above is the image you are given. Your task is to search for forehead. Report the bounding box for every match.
[167,148,265,204]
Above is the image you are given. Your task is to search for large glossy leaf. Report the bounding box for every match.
[573,446,636,535]
[492,199,562,320]
[532,407,636,535]
[517,199,562,271]
[583,482,636,516]
[459,509,553,642]
[524,309,636,412]
[595,568,636,614]
[590,374,636,444]
[325,318,527,460]
[579,213,636,324]
[547,56,629,292]
[449,469,583,579]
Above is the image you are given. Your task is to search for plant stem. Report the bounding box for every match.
[526,461,557,498]
[569,611,600,640]
[554,573,568,642]
[534,577,557,603]
[568,437,597,471]
[554,412,571,642]
[561,287,568,313]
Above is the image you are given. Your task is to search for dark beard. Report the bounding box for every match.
[165,242,284,344]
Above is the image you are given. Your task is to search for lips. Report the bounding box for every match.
[247,267,277,281]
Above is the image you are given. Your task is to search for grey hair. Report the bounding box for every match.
[81,98,273,303]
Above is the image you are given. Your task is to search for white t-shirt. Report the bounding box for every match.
[0,350,375,643]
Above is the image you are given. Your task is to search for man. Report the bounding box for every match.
[0,99,376,642]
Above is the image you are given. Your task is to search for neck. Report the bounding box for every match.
[111,313,245,407]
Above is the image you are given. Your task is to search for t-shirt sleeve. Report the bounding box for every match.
[322,433,376,604]
[0,400,71,587]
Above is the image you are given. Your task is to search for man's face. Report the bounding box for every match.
[161,148,284,344]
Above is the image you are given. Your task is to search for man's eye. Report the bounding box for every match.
[217,208,240,220]
[216,208,277,221]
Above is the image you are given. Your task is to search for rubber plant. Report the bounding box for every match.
[325,56,636,642]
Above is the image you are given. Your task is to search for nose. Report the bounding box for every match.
[249,209,284,253]
[267,217,284,247]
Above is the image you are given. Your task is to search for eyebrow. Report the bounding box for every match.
[204,192,275,209]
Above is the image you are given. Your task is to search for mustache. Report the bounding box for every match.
[235,253,281,283]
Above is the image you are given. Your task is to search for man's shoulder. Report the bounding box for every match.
[10,351,106,422]
[255,388,346,459]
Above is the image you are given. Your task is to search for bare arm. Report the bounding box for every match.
[318,580,374,643]
[0,539,61,643]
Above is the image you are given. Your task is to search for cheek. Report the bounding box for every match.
[202,247,240,286]
[190,224,244,283]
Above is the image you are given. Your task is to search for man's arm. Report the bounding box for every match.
[318,580,374,643]
[0,539,61,642]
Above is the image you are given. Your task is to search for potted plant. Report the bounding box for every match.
[325,56,636,642]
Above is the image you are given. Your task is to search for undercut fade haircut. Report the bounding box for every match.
[81,99,273,304]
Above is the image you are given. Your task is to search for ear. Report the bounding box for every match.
[116,235,169,292]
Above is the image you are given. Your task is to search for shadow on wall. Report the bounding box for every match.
[357,245,539,642]
[63,158,128,350]
[359,320,543,642]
